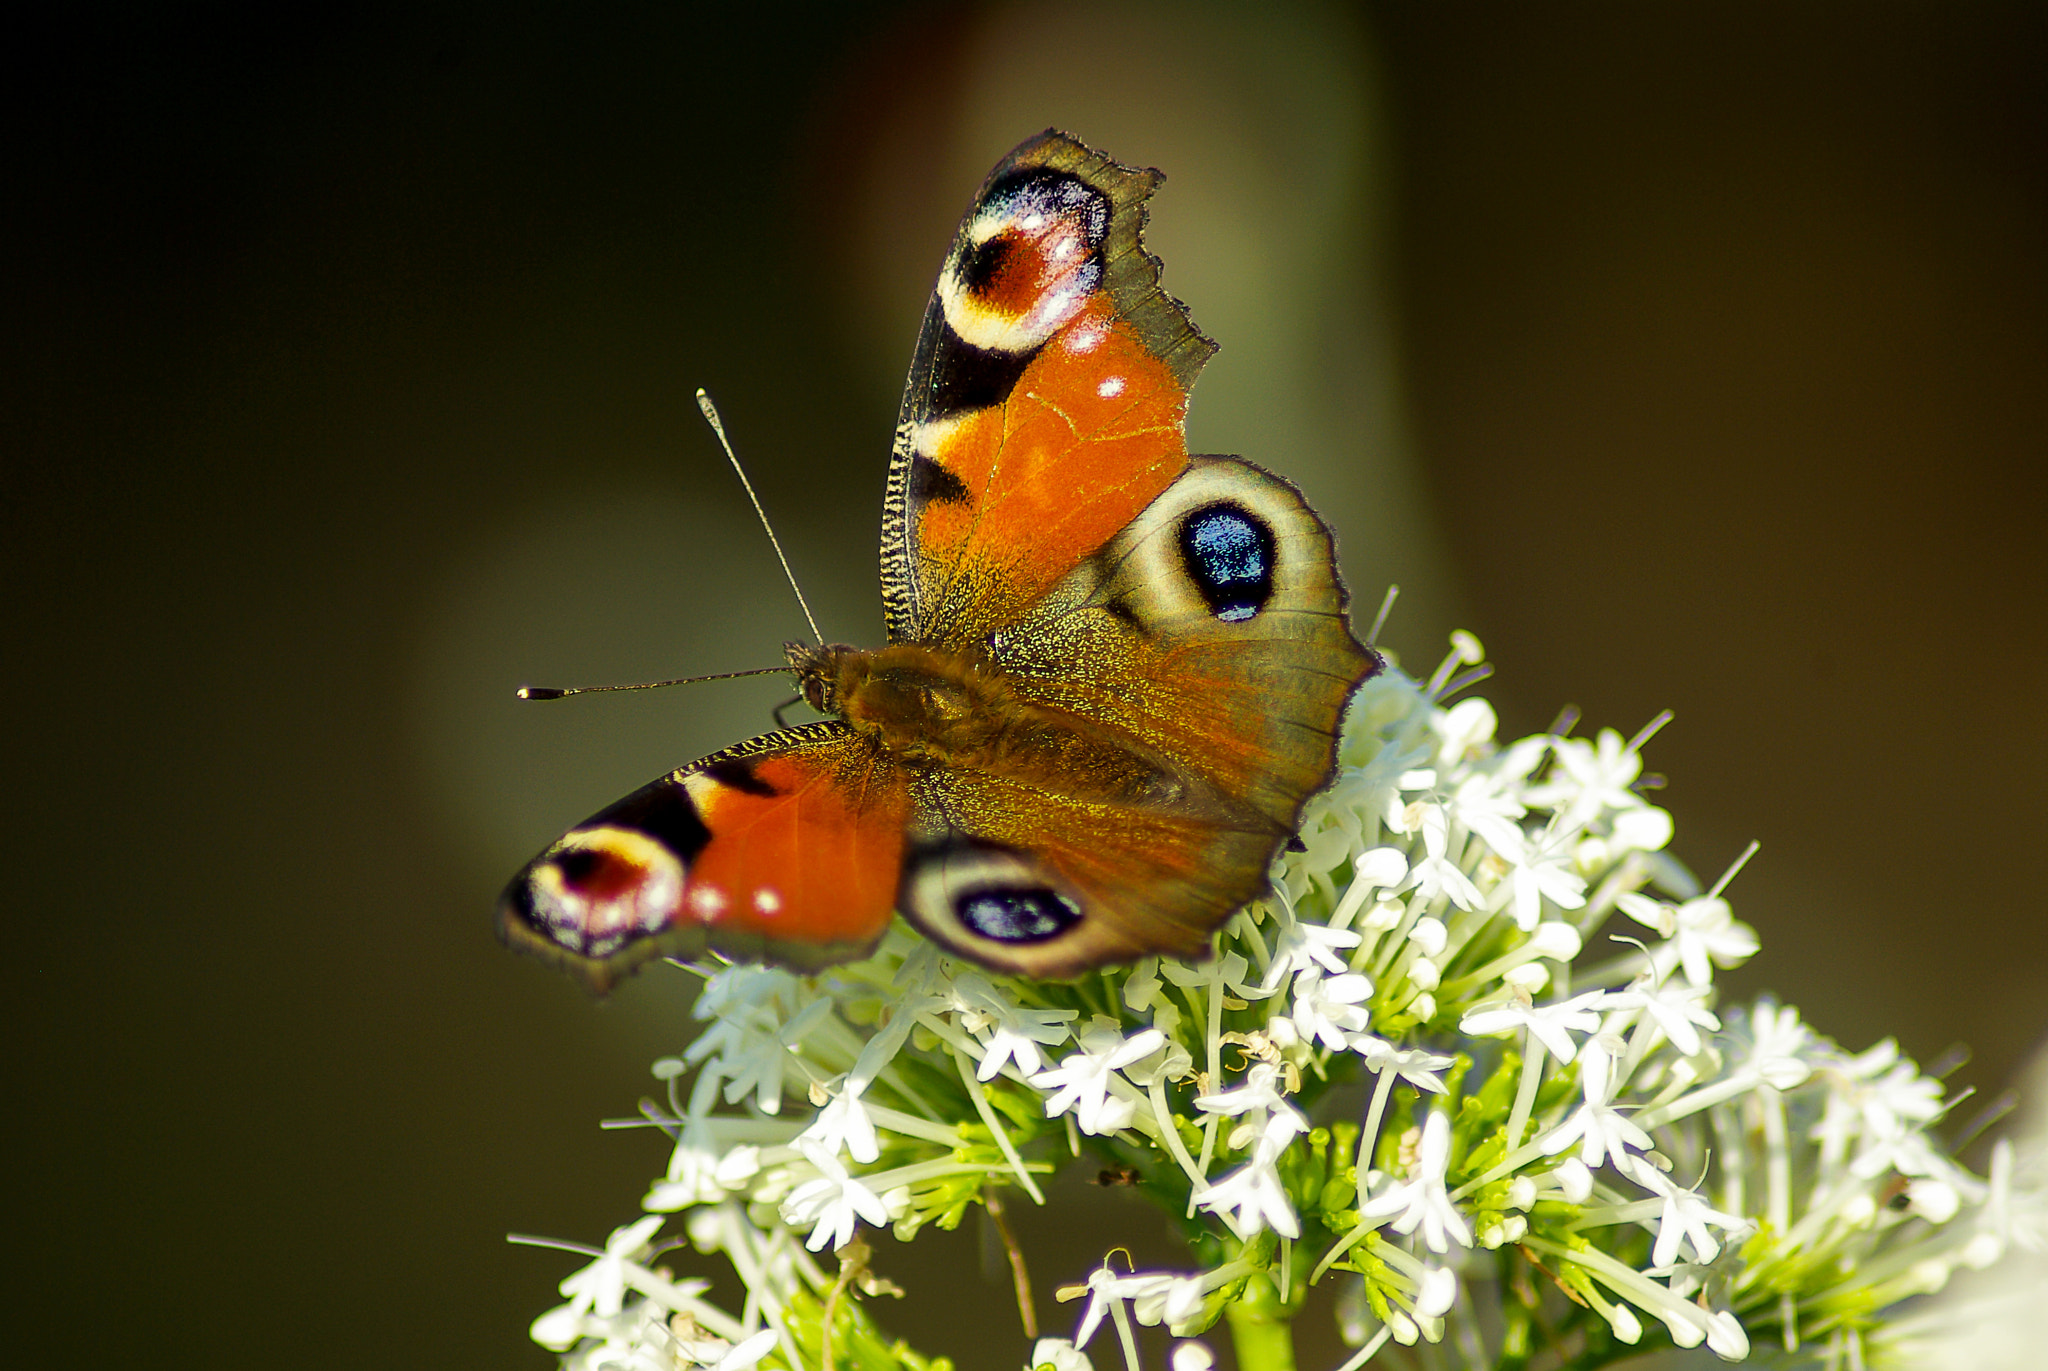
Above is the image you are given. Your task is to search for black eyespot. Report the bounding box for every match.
[1178,502,1275,622]
[554,847,605,887]
[958,231,1020,297]
[956,885,1083,943]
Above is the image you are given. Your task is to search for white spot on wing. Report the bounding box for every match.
[1097,376,1125,398]
[753,887,782,915]
[689,883,727,923]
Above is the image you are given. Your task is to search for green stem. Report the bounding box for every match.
[1224,1272,1296,1371]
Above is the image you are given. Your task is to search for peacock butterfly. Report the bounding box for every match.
[499,131,1381,991]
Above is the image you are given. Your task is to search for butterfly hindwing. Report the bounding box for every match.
[499,724,910,992]
[897,770,1283,978]
[880,131,1216,645]
[889,456,1379,977]
[1000,454,1379,826]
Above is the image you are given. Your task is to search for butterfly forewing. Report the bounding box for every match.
[880,131,1216,646]
[498,725,909,992]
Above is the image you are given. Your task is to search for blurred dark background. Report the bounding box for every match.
[5,3,2043,1367]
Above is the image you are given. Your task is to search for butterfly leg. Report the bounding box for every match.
[771,693,805,728]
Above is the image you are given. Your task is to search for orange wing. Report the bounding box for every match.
[879,131,1215,646]
[892,458,1380,978]
[995,456,1379,829]
[498,724,910,992]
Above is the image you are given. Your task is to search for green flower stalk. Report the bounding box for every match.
[513,636,2043,1370]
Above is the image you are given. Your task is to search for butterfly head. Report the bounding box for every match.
[784,640,857,715]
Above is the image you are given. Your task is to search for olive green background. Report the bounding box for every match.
[5,4,2043,1367]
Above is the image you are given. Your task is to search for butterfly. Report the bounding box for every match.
[499,131,1380,991]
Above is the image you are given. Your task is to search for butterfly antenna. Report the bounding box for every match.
[696,388,825,644]
[516,665,791,701]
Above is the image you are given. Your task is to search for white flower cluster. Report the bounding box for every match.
[518,637,2043,1371]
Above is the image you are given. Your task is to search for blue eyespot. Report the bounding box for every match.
[957,886,1082,943]
[982,169,1110,246]
[1178,503,1275,622]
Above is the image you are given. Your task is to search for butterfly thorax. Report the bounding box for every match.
[787,640,1017,763]
[782,640,972,740]
[785,639,1186,806]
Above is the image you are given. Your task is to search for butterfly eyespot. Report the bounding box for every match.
[899,835,1095,969]
[956,885,1083,943]
[520,827,684,957]
[939,169,1110,355]
[552,845,609,889]
[1178,502,1276,622]
[971,169,1108,253]
[958,232,1023,300]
